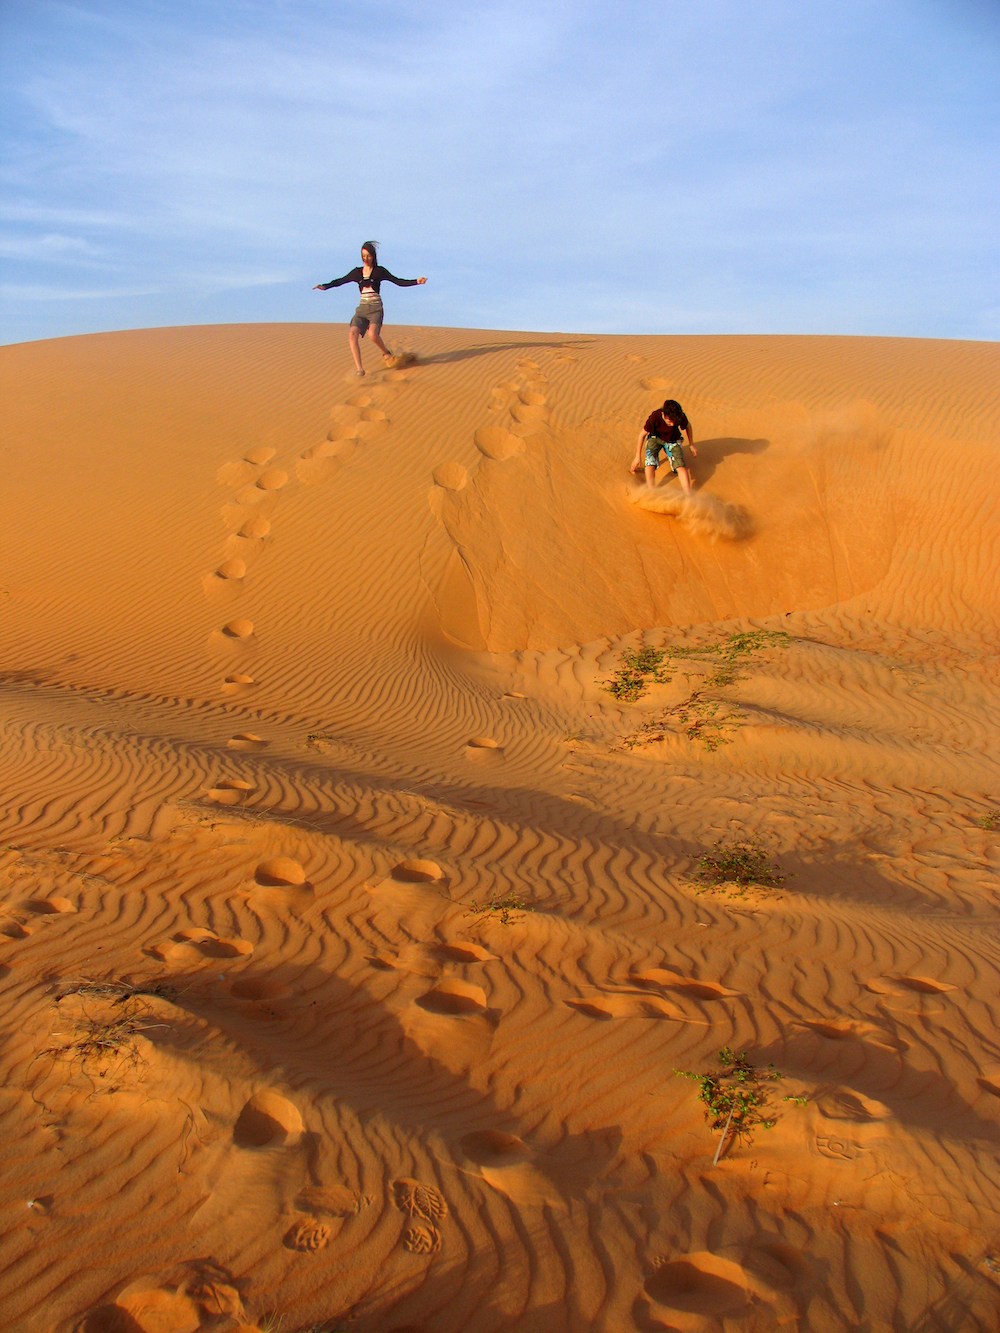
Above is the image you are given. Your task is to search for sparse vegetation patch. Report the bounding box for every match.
[676,1046,783,1160]
[612,628,790,748]
[466,891,534,927]
[696,839,786,892]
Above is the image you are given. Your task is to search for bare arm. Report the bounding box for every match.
[685,423,697,457]
[630,430,648,473]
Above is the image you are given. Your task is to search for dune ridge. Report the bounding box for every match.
[1,324,999,1332]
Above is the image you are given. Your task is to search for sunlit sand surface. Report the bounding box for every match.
[1,323,999,1331]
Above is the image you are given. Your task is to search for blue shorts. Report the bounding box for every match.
[645,437,685,471]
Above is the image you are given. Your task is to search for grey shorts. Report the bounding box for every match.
[645,436,686,471]
[351,300,383,335]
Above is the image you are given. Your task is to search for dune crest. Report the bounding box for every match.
[1,324,999,1332]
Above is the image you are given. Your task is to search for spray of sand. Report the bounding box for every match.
[627,485,751,540]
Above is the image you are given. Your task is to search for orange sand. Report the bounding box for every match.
[1,323,999,1332]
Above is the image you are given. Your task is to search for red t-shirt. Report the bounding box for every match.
[643,409,686,443]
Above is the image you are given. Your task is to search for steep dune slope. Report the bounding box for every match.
[1,325,999,1333]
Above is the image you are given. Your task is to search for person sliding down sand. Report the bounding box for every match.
[630,399,698,494]
[313,241,426,376]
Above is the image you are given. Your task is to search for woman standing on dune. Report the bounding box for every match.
[313,242,427,376]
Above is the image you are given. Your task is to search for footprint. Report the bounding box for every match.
[403,1223,441,1254]
[460,1130,530,1166]
[434,942,493,963]
[392,1178,449,1221]
[199,936,253,958]
[221,618,254,639]
[221,502,252,531]
[392,859,444,883]
[255,857,306,886]
[800,1020,902,1052]
[630,968,736,1001]
[217,459,256,487]
[625,353,643,361]
[231,975,287,1001]
[252,858,314,912]
[815,1088,892,1122]
[748,1242,812,1291]
[416,980,488,1016]
[801,1020,865,1041]
[330,403,363,424]
[502,691,526,699]
[227,733,267,751]
[457,1130,563,1207]
[309,438,356,460]
[893,975,957,994]
[220,674,256,696]
[216,558,246,580]
[205,777,253,803]
[354,415,390,439]
[432,462,467,490]
[297,1182,362,1216]
[473,426,524,461]
[150,928,252,961]
[239,515,270,538]
[516,358,539,371]
[244,446,276,465]
[465,736,504,763]
[256,468,288,491]
[977,1066,1000,1098]
[640,376,671,390]
[510,397,549,424]
[2,921,34,939]
[645,1252,751,1317]
[284,1217,331,1251]
[25,897,76,914]
[233,1090,303,1146]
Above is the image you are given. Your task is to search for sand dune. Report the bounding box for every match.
[1,324,999,1332]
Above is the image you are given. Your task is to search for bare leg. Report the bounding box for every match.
[675,465,693,496]
[367,325,391,359]
[644,464,658,488]
[348,325,364,374]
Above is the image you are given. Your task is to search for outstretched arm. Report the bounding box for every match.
[379,268,427,287]
[312,267,361,291]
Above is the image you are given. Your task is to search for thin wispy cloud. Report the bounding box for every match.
[1,0,997,343]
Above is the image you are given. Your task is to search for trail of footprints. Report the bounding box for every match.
[205,358,413,743]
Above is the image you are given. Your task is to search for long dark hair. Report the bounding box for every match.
[361,240,379,266]
[662,399,688,428]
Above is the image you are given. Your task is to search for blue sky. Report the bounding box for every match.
[1,0,998,344]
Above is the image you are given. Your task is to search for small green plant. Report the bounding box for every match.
[466,891,534,926]
[306,732,335,744]
[977,809,1000,831]
[697,839,785,890]
[676,1046,783,1160]
[605,646,669,702]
